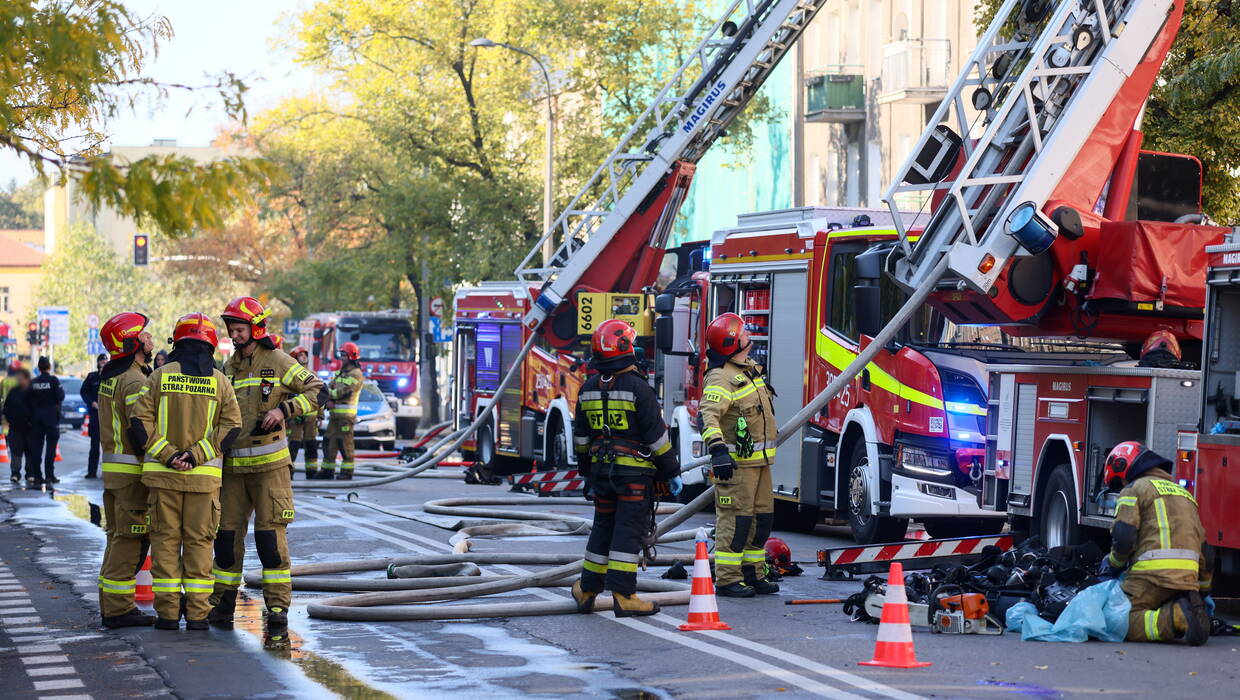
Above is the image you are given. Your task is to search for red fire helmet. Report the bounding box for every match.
[764,537,791,566]
[1103,440,1148,486]
[289,345,309,361]
[591,319,637,360]
[101,312,149,359]
[705,313,748,356]
[1140,329,1182,362]
[337,341,360,361]
[221,296,270,340]
[172,313,219,349]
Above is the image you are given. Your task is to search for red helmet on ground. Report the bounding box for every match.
[591,319,637,361]
[706,313,749,356]
[1139,329,1182,364]
[338,342,360,361]
[101,312,149,359]
[764,537,791,567]
[220,296,270,340]
[1104,441,1148,486]
[172,313,219,349]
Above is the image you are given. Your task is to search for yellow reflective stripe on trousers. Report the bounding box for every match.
[742,549,766,563]
[1154,498,1171,549]
[262,569,292,584]
[582,559,607,574]
[1145,610,1160,641]
[815,331,944,410]
[142,462,222,478]
[151,578,182,592]
[715,551,743,564]
[607,561,638,573]
[98,576,136,594]
[182,578,213,593]
[213,568,242,585]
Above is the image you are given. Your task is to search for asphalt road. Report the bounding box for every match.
[1,431,1237,699]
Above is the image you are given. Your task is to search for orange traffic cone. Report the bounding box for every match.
[859,562,931,668]
[81,415,90,437]
[54,444,62,462]
[135,555,154,602]
[0,434,8,464]
[679,528,731,631]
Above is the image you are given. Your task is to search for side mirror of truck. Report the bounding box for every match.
[654,293,675,314]
[854,284,882,338]
[654,314,674,353]
[312,341,322,358]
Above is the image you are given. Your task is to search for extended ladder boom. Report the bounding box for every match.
[882,0,1179,295]
[515,0,829,333]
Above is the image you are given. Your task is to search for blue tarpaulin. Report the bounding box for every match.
[1005,579,1130,642]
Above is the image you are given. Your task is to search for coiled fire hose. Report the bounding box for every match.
[275,263,945,620]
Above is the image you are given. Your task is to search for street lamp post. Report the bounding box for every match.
[470,37,555,265]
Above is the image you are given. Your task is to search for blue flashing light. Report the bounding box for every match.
[397,377,409,389]
[317,370,331,379]
[77,406,87,414]
[1005,201,1057,255]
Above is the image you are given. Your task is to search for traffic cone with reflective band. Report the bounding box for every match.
[81,415,90,436]
[54,444,63,462]
[678,528,731,631]
[135,555,154,602]
[0,434,8,464]
[859,562,931,668]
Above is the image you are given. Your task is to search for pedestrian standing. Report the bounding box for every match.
[152,349,168,370]
[699,313,780,598]
[3,369,39,484]
[81,353,107,478]
[28,357,64,484]
[286,346,322,479]
[133,313,241,630]
[319,342,363,480]
[209,297,323,637]
[96,313,156,629]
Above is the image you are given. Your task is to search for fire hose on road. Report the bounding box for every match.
[273,262,945,621]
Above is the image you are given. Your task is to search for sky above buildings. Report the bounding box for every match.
[1,0,317,183]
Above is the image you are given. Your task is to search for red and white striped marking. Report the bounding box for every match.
[828,534,1012,568]
[511,469,579,485]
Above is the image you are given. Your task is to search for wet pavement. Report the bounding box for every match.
[2,431,1239,698]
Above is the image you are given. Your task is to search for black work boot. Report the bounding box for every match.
[266,606,289,634]
[185,618,209,631]
[317,469,334,480]
[208,589,237,628]
[1179,592,1210,646]
[742,565,780,595]
[154,618,179,630]
[715,581,756,598]
[336,470,353,481]
[102,608,155,629]
[304,466,319,480]
[612,592,660,617]
[571,580,599,614]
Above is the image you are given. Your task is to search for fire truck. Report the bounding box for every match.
[300,311,420,435]
[451,283,586,474]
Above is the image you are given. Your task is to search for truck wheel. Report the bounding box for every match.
[846,442,908,544]
[1039,465,1081,548]
[922,517,1006,539]
[546,418,571,471]
[773,500,822,533]
[477,423,500,471]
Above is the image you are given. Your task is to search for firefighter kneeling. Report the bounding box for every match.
[1099,442,1211,645]
[700,313,778,598]
[571,320,681,617]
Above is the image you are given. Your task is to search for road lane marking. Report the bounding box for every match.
[301,500,915,699]
[27,666,77,677]
[21,654,70,665]
[33,678,85,691]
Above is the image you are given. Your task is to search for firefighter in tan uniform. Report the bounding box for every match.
[320,342,364,480]
[133,313,242,630]
[1099,442,1211,645]
[96,312,156,629]
[286,346,322,479]
[699,313,779,598]
[210,297,325,635]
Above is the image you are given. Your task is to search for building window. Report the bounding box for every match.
[0,287,8,313]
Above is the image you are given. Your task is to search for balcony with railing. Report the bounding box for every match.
[879,39,951,104]
[804,65,865,123]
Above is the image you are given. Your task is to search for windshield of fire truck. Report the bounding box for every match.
[880,276,945,344]
[349,331,414,361]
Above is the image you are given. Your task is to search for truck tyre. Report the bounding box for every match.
[477,423,501,472]
[1038,465,1082,548]
[773,500,822,533]
[846,441,908,544]
[545,417,571,471]
[922,517,1006,539]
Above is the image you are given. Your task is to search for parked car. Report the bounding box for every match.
[320,381,396,452]
[59,376,87,431]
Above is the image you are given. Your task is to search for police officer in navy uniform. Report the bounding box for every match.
[28,357,64,484]
[570,320,681,617]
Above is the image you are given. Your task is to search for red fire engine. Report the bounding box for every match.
[452,282,585,474]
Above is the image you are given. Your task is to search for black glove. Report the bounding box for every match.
[653,452,681,483]
[577,455,592,480]
[710,444,735,482]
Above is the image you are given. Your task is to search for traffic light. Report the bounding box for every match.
[26,322,37,346]
[133,234,149,266]
[39,319,49,346]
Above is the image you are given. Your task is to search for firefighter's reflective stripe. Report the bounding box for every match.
[1154,498,1171,549]
[721,440,777,459]
[331,406,358,415]
[196,398,218,462]
[579,390,637,403]
[702,426,723,441]
[233,378,263,388]
[582,559,607,574]
[1150,479,1196,501]
[102,452,141,475]
[226,439,291,467]
[1135,548,1200,563]
[648,432,671,455]
[612,456,655,469]
[1144,610,1161,641]
[213,568,242,585]
[581,399,637,412]
[1129,558,1200,573]
[1116,495,1139,509]
[815,331,945,410]
[292,393,313,415]
[742,549,766,564]
[151,578,182,593]
[340,462,354,472]
[715,551,743,566]
[182,578,214,593]
[281,363,304,386]
[230,440,290,457]
[573,435,591,455]
[127,386,149,405]
[142,462,223,478]
[702,385,733,401]
[262,569,292,584]
[608,560,638,573]
[98,576,136,594]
